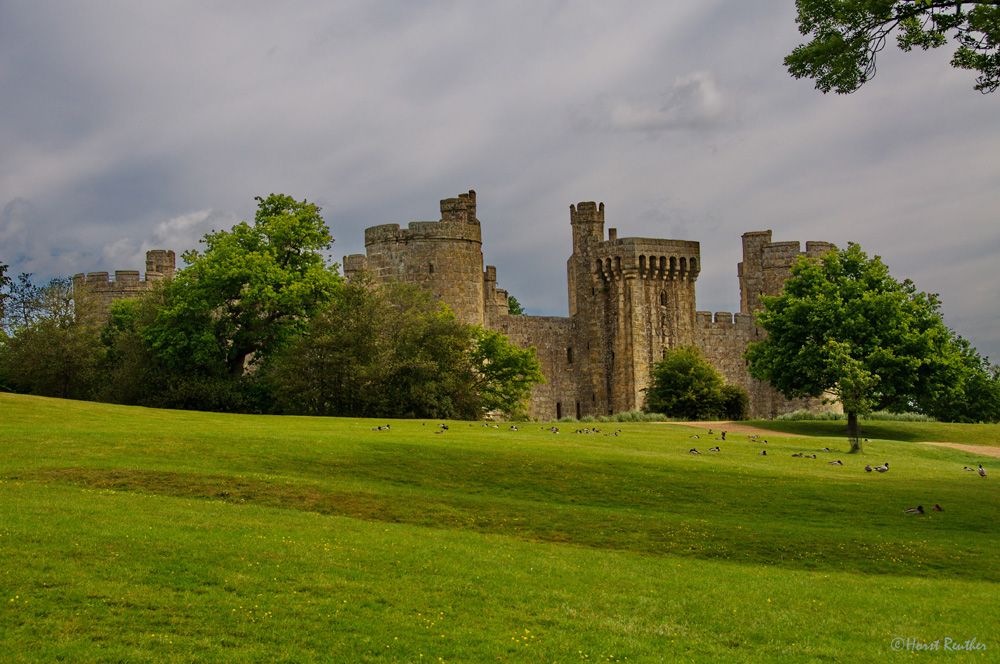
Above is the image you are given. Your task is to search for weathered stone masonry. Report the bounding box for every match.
[344,190,835,419]
[77,190,834,420]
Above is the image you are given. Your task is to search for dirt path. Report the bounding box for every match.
[671,423,1000,457]
[669,421,808,438]
[920,442,1000,459]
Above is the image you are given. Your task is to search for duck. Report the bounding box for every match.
[932,504,943,511]
[758,450,767,456]
[805,454,817,459]
[791,453,803,458]
[904,506,925,515]
[689,435,700,439]
[979,465,987,478]
[874,462,889,473]
[818,447,830,452]
[689,448,701,454]
[708,446,720,452]
[828,460,843,466]
[963,466,975,471]
[864,464,872,473]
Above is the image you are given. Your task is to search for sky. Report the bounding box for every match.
[2,1,998,362]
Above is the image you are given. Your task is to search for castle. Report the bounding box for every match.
[344,190,835,419]
[72,250,176,312]
[75,190,834,420]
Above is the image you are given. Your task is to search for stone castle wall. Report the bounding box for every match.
[77,190,839,421]
[73,250,175,315]
[345,190,840,420]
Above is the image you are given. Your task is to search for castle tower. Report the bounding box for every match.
[73,249,176,319]
[350,190,486,325]
[568,201,701,414]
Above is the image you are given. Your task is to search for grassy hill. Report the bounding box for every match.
[1,393,997,662]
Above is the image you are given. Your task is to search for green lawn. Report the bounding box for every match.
[1,393,997,662]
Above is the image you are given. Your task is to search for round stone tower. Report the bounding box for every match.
[357,190,486,325]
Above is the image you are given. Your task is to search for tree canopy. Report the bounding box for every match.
[144,194,341,377]
[266,277,543,420]
[643,346,750,421]
[786,0,1000,93]
[746,243,1000,449]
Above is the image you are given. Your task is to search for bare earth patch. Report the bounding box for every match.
[921,442,1000,459]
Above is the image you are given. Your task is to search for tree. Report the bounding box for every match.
[267,277,545,420]
[507,295,526,315]
[469,327,544,419]
[0,261,10,325]
[267,277,480,418]
[1,273,43,334]
[786,0,1000,93]
[143,194,341,377]
[643,346,749,420]
[0,278,103,399]
[745,243,990,450]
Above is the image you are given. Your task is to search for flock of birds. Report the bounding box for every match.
[373,422,989,515]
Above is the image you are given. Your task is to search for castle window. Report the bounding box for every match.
[576,401,581,419]
[556,402,563,420]
[567,347,573,364]
[429,263,434,274]
[659,291,668,306]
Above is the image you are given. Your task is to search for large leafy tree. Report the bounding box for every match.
[0,277,103,399]
[267,277,544,419]
[268,278,479,419]
[144,194,341,377]
[469,327,544,419]
[786,0,1000,93]
[746,243,996,451]
[643,346,750,421]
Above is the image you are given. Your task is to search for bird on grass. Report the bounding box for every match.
[689,448,701,454]
[758,450,767,456]
[689,435,700,439]
[874,462,889,473]
[904,506,925,515]
[963,466,975,471]
[932,504,943,511]
[828,460,843,466]
[979,465,987,478]
[818,447,830,452]
[791,453,803,458]
[708,446,720,452]
[864,464,872,473]
[805,454,817,459]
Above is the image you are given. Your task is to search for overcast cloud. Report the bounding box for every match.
[1,1,997,361]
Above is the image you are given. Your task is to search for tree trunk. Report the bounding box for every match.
[847,410,861,453]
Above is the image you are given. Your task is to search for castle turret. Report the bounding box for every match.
[361,190,485,325]
[570,202,605,255]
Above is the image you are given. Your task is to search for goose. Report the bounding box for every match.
[689,448,701,454]
[864,464,872,473]
[708,446,720,452]
[874,462,889,473]
[979,465,987,478]
[904,506,925,515]
[828,460,843,466]
[932,504,943,511]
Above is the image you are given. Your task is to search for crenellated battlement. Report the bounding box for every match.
[73,250,175,317]
[440,190,477,223]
